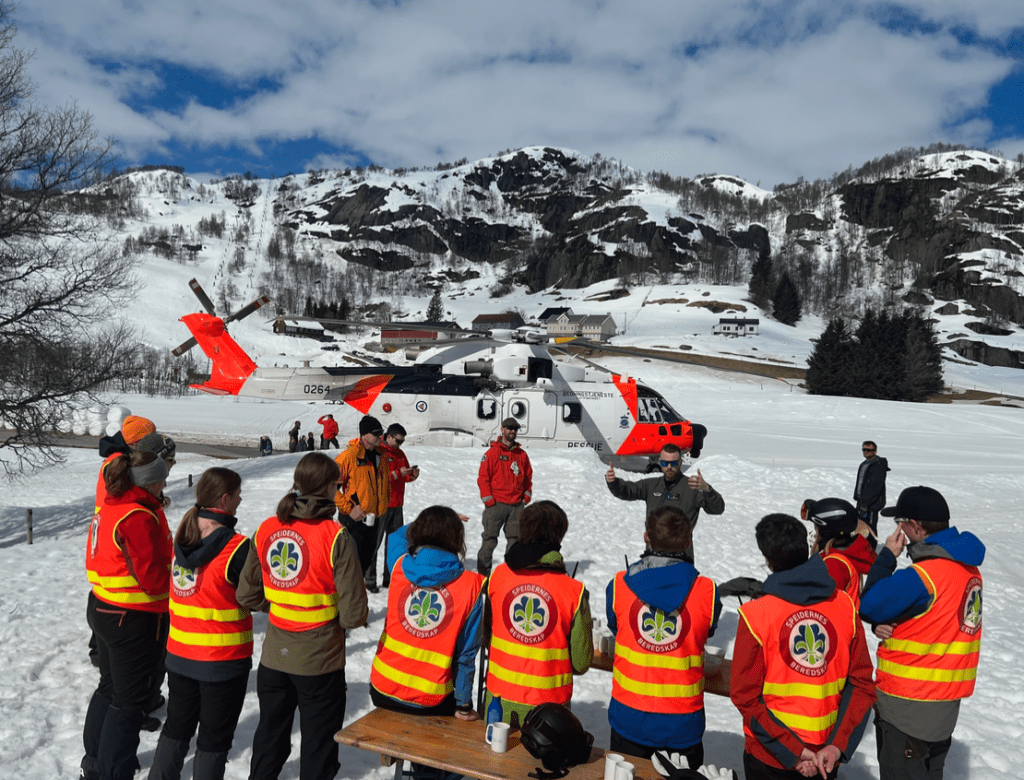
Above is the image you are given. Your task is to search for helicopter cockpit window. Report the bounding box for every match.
[510,400,527,419]
[562,403,582,423]
[635,387,683,424]
[477,398,497,420]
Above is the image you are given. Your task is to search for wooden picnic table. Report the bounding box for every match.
[336,708,661,780]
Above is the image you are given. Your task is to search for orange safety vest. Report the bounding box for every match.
[876,558,982,702]
[610,571,716,714]
[86,495,172,612]
[167,534,254,663]
[371,559,485,706]
[738,590,857,746]
[486,563,585,706]
[822,552,861,609]
[255,515,347,632]
[87,454,121,568]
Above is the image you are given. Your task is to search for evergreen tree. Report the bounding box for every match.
[748,252,773,311]
[852,309,904,399]
[426,290,445,322]
[772,271,802,325]
[898,311,944,401]
[806,317,854,396]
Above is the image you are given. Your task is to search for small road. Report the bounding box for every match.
[4,432,257,460]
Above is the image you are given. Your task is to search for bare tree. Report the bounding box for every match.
[0,2,142,476]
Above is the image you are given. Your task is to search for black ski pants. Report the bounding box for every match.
[162,669,249,753]
[82,591,168,780]
[249,664,347,780]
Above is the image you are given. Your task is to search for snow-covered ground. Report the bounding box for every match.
[2,357,1023,779]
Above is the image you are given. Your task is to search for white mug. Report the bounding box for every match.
[486,721,510,753]
[614,760,635,780]
[604,753,624,780]
[364,512,376,527]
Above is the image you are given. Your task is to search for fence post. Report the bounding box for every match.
[26,508,33,545]
[188,473,193,487]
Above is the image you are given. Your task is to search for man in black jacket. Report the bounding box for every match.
[853,440,889,533]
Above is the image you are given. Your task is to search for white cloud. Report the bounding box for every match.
[14,1,1024,185]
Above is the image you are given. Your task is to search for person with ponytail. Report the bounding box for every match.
[238,452,368,780]
[148,467,251,780]
[82,450,173,780]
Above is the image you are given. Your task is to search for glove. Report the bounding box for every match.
[695,765,737,780]
[651,753,737,780]
[651,753,703,780]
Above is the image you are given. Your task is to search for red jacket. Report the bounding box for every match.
[821,535,876,608]
[477,439,532,506]
[379,443,417,508]
[318,415,339,440]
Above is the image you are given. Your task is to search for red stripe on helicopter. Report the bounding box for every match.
[342,375,394,413]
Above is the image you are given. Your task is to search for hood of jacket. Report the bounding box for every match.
[825,534,877,575]
[489,438,523,454]
[175,525,237,569]
[623,554,698,614]
[762,555,836,605]
[909,526,985,567]
[504,541,565,572]
[401,546,465,588]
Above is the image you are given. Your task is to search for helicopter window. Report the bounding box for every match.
[670,424,682,436]
[477,399,497,420]
[658,426,667,436]
[562,403,582,423]
[510,400,527,419]
[528,358,553,382]
[635,388,684,424]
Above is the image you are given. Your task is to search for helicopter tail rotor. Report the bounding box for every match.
[172,278,270,357]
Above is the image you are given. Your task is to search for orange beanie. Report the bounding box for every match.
[121,415,157,445]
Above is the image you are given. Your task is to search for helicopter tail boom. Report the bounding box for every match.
[180,312,258,396]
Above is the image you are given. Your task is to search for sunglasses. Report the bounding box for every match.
[659,459,681,467]
[391,437,405,445]
[862,448,876,452]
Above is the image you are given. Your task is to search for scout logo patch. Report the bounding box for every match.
[172,563,200,598]
[780,609,839,677]
[960,577,983,635]
[504,583,559,644]
[399,585,454,639]
[629,599,684,653]
[264,529,309,589]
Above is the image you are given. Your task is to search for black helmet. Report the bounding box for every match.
[520,703,594,777]
[806,497,858,542]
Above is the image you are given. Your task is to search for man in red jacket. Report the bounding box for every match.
[317,413,339,450]
[368,423,419,592]
[476,417,532,577]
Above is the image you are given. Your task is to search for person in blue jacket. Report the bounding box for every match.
[605,506,723,765]
[860,486,985,780]
[371,507,485,719]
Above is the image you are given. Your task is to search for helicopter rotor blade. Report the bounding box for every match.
[224,295,271,324]
[171,336,198,357]
[188,278,218,316]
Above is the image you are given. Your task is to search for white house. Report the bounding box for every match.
[712,317,760,336]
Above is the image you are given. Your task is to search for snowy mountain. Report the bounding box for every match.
[84,145,1024,397]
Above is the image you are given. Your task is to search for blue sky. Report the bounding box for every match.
[17,1,1024,187]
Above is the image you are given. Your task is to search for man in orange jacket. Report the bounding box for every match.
[334,415,389,577]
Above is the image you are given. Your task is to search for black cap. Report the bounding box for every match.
[136,432,176,463]
[880,486,950,524]
[359,415,384,436]
[805,497,858,542]
[501,417,521,430]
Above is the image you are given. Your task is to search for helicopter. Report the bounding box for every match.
[172,279,708,472]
